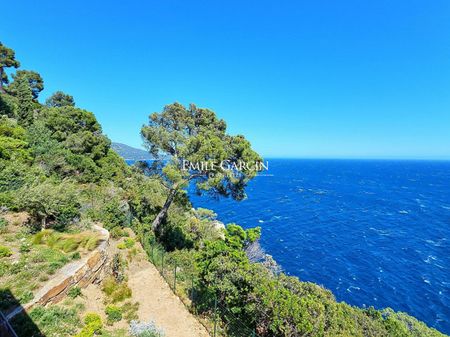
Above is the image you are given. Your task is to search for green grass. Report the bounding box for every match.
[99,329,130,337]
[0,244,12,257]
[10,303,82,337]
[0,223,100,311]
[32,229,100,253]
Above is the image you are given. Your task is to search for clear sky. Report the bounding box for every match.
[2,0,449,159]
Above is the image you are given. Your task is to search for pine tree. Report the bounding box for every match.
[0,42,20,93]
[16,76,34,125]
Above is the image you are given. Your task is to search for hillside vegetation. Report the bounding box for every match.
[0,41,447,337]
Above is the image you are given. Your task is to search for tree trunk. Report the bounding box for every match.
[151,188,177,233]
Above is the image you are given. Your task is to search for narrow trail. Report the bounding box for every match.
[127,256,210,337]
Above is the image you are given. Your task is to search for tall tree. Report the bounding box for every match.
[141,102,263,233]
[45,91,75,107]
[0,42,20,93]
[15,76,34,125]
[9,70,44,99]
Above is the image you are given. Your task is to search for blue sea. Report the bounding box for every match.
[188,159,450,334]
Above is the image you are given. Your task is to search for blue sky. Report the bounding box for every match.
[2,0,449,159]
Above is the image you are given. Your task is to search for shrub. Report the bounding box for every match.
[17,180,81,230]
[75,313,103,337]
[102,277,132,303]
[129,320,165,337]
[0,261,9,276]
[106,305,122,324]
[68,286,82,299]
[110,227,128,239]
[112,253,127,282]
[0,217,7,233]
[19,241,31,253]
[0,245,12,257]
[124,238,135,249]
[121,301,139,322]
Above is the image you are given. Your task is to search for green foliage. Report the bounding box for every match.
[0,217,7,233]
[121,301,139,322]
[45,90,75,107]
[0,92,18,117]
[0,115,30,160]
[40,105,110,160]
[11,304,80,337]
[0,160,42,208]
[226,223,261,249]
[102,277,132,303]
[124,238,135,248]
[0,42,443,337]
[15,75,35,126]
[68,286,82,298]
[92,198,129,230]
[192,225,447,337]
[98,329,129,337]
[75,313,103,337]
[141,102,262,233]
[105,305,123,324]
[0,244,12,257]
[9,70,44,99]
[117,238,136,250]
[0,41,20,89]
[110,227,129,239]
[32,229,100,252]
[17,180,80,230]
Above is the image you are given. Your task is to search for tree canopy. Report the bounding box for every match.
[0,42,20,92]
[9,70,44,99]
[141,102,263,233]
[45,91,75,107]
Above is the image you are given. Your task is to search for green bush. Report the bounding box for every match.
[75,312,103,337]
[17,180,81,230]
[102,277,132,303]
[105,305,122,324]
[124,238,135,248]
[0,245,12,257]
[0,217,7,233]
[110,227,129,239]
[19,241,31,252]
[68,286,82,299]
[121,301,139,322]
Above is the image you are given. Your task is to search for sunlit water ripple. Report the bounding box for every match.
[189,159,450,334]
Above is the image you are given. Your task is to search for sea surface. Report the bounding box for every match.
[188,159,450,334]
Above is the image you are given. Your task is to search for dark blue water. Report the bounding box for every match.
[188,159,450,334]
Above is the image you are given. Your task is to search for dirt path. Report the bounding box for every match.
[81,230,210,337]
[127,257,210,337]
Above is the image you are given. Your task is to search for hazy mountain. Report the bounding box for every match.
[111,142,154,161]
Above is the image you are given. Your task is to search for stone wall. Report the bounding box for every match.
[6,225,110,321]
